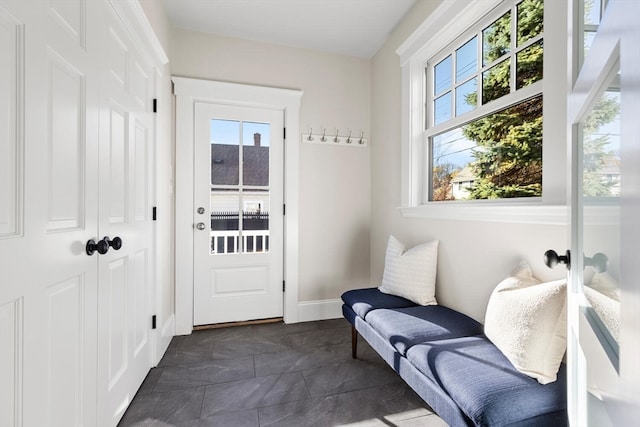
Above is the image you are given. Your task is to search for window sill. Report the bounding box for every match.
[399,201,569,225]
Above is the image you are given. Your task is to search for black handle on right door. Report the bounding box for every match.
[103,236,123,250]
[544,249,571,270]
[86,239,109,256]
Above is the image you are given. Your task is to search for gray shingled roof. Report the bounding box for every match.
[211,144,269,186]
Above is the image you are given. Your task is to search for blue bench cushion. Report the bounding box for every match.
[365,305,484,355]
[341,287,416,320]
[406,335,567,426]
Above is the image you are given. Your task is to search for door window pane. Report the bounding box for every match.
[210,119,239,186]
[210,191,240,254]
[242,121,270,186]
[581,73,621,346]
[583,89,620,199]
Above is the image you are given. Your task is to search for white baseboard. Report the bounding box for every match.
[296,299,343,323]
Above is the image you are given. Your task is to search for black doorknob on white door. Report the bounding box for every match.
[544,249,571,270]
[86,239,109,256]
[103,236,122,250]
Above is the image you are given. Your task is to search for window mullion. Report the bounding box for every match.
[425,80,543,139]
[510,3,517,94]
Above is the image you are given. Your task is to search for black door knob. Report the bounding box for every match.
[103,236,123,250]
[544,249,571,269]
[86,239,109,256]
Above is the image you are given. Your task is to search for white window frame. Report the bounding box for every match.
[397,0,569,224]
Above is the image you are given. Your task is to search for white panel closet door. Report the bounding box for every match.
[0,1,157,426]
[0,0,100,425]
[95,2,155,425]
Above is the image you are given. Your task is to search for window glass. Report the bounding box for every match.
[434,92,452,125]
[517,0,544,46]
[456,78,477,116]
[516,40,543,89]
[434,55,452,95]
[583,89,620,198]
[456,37,477,82]
[210,119,239,186]
[483,11,511,66]
[482,58,511,104]
[431,95,543,201]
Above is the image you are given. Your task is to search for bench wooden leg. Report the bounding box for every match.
[351,326,357,359]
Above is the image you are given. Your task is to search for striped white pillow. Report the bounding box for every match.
[379,235,439,306]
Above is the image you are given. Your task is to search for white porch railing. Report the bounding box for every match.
[210,230,270,254]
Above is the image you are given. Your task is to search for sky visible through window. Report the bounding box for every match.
[210,119,271,146]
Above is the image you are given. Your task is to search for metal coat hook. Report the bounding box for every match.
[345,129,352,144]
[307,128,314,141]
[358,131,365,145]
[333,129,340,143]
[320,128,327,142]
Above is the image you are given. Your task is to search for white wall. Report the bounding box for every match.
[169,29,372,304]
[370,0,569,322]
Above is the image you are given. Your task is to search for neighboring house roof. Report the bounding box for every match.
[451,166,476,183]
[211,143,269,186]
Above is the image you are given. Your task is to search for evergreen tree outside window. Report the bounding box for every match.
[426,0,544,201]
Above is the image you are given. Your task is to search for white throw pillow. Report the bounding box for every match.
[378,235,439,306]
[484,261,567,384]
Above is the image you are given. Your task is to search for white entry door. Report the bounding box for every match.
[561,0,640,424]
[193,103,284,325]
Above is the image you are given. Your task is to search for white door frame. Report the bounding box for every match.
[173,77,303,335]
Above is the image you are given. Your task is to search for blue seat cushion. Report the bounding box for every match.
[365,305,484,355]
[406,335,567,426]
[341,287,416,320]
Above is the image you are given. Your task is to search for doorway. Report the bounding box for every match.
[172,77,303,334]
[193,103,284,325]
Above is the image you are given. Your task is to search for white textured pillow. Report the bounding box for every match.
[378,235,439,306]
[484,261,567,384]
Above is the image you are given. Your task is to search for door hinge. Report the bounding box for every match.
[152,98,158,113]
[283,281,286,292]
[283,127,286,139]
[152,206,157,221]
[152,315,157,329]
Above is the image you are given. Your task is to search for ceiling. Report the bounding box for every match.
[162,0,417,58]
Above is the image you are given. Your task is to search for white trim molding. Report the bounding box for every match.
[107,0,169,67]
[172,77,303,335]
[297,299,343,323]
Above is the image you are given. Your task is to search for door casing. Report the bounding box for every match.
[173,77,303,334]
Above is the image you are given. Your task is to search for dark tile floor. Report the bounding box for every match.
[118,318,448,427]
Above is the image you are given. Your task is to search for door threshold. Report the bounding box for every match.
[193,317,283,330]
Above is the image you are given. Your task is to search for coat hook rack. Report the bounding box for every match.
[303,127,368,147]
